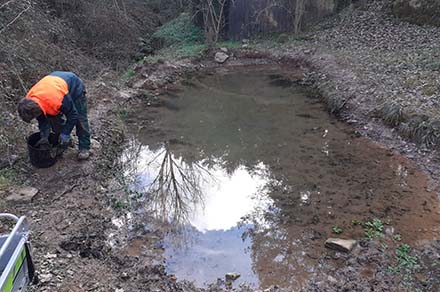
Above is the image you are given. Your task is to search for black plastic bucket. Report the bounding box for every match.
[27,132,59,168]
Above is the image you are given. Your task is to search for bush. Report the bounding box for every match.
[151,13,204,49]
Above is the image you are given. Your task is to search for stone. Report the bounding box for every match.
[6,186,39,202]
[242,44,249,48]
[39,273,53,283]
[45,253,57,259]
[90,138,102,151]
[225,272,241,281]
[385,226,395,236]
[121,272,129,280]
[325,238,357,253]
[327,275,338,284]
[214,52,229,64]
[264,285,280,292]
[220,47,228,53]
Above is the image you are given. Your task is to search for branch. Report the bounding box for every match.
[6,55,27,94]
[0,0,16,10]
[0,3,30,34]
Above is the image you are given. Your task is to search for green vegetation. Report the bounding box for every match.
[124,68,136,79]
[0,168,17,190]
[144,43,207,63]
[217,40,242,49]
[388,244,419,274]
[422,86,437,96]
[396,244,418,269]
[394,234,402,241]
[364,218,385,240]
[381,102,405,127]
[112,198,128,210]
[152,13,204,48]
[351,219,362,226]
[140,90,153,100]
[428,61,440,71]
[118,109,129,121]
[0,176,10,190]
[332,225,343,234]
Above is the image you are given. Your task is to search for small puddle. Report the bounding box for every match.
[122,69,440,290]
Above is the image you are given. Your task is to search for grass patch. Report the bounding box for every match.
[381,102,405,127]
[124,68,136,80]
[388,244,419,274]
[332,225,343,234]
[0,168,17,190]
[399,116,440,148]
[144,43,208,63]
[364,218,385,240]
[351,219,362,226]
[422,86,437,96]
[216,40,242,49]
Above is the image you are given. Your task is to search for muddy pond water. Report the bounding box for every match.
[122,69,440,290]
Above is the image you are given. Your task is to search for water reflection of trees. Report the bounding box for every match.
[147,146,211,224]
[122,139,216,227]
[239,183,322,289]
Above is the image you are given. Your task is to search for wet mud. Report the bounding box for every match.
[122,68,440,291]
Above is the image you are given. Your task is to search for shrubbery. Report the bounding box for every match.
[151,13,204,49]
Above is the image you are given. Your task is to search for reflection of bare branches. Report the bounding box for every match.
[121,140,212,226]
[147,144,212,225]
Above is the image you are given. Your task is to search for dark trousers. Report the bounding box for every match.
[48,94,91,150]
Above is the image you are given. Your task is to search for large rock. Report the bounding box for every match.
[325,238,357,253]
[6,186,39,202]
[214,52,229,64]
[393,0,440,26]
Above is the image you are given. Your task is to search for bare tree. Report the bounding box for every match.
[294,0,305,34]
[253,0,308,35]
[192,0,232,44]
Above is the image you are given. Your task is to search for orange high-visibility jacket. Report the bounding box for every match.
[26,75,68,116]
[26,71,85,135]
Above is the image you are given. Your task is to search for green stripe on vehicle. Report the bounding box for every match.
[1,247,27,292]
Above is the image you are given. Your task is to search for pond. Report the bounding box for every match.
[121,68,440,290]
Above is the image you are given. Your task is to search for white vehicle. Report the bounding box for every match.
[0,214,35,292]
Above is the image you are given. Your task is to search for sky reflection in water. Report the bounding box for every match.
[124,143,274,286]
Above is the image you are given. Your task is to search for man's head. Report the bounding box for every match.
[17,98,42,123]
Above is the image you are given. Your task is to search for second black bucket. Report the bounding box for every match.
[27,132,59,168]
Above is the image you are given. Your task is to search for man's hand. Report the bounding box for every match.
[59,133,71,148]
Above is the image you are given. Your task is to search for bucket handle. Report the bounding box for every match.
[0,213,19,222]
[50,146,58,159]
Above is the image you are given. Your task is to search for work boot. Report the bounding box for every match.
[78,149,90,160]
